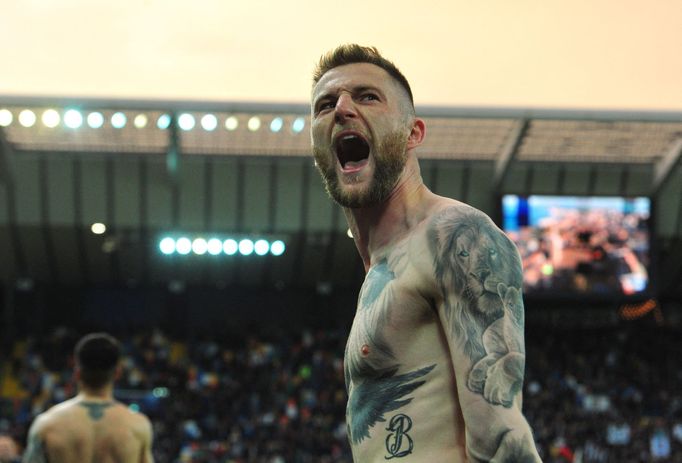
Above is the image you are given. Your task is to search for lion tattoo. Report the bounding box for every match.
[430,207,525,407]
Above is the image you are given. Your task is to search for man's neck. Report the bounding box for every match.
[345,157,433,271]
[77,387,114,402]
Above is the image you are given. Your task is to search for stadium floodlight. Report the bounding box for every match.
[90,223,106,235]
[134,114,148,129]
[0,109,12,127]
[225,116,238,131]
[254,239,269,256]
[157,114,171,130]
[64,109,83,129]
[111,112,127,129]
[270,240,285,256]
[201,114,218,131]
[178,113,195,131]
[159,237,176,255]
[270,117,283,133]
[41,109,60,128]
[238,239,254,255]
[87,112,104,129]
[207,238,223,255]
[223,239,238,255]
[292,117,305,133]
[247,116,261,132]
[18,109,37,128]
[175,237,192,255]
[192,238,208,255]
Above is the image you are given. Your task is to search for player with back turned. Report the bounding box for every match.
[310,44,542,461]
[22,333,154,463]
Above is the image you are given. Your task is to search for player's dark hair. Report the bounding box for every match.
[74,333,120,389]
[313,44,414,109]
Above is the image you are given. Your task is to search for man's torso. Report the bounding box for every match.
[344,200,469,462]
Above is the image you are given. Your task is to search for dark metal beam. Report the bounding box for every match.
[0,128,15,186]
[166,113,181,187]
[493,119,529,192]
[652,138,682,195]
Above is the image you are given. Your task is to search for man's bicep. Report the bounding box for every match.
[429,208,526,407]
[22,423,48,463]
[141,416,155,463]
[429,207,539,461]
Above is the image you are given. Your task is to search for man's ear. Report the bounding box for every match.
[114,363,123,381]
[407,118,426,150]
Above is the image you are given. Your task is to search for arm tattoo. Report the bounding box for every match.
[430,209,526,407]
[22,432,48,463]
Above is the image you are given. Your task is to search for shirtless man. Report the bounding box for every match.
[310,44,541,461]
[22,333,154,463]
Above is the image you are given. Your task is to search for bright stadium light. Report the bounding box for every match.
[192,238,208,255]
[238,239,254,255]
[18,109,37,128]
[247,116,261,132]
[133,114,148,129]
[207,238,223,255]
[157,114,171,130]
[111,112,127,129]
[176,237,192,255]
[178,113,195,131]
[201,114,218,131]
[159,237,176,255]
[270,240,285,256]
[87,112,104,129]
[0,109,12,127]
[64,109,83,129]
[254,239,269,256]
[270,117,283,132]
[91,223,106,234]
[41,109,60,128]
[225,116,238,131]
[292,117,305,133]
[223,239,238,255]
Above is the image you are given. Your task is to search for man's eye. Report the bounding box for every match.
[317,101,335,112]
[360,93,378,101]
[458,250,469,258]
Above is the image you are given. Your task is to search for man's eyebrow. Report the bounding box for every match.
[313,85,385,106]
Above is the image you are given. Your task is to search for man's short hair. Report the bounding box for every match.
[74,333,120,389]
[312,44,414,109]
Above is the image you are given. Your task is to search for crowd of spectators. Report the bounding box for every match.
[1,320,681,462]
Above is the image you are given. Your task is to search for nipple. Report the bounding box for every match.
[361,344,370,356]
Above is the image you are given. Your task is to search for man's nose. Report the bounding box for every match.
[334,94,357,124]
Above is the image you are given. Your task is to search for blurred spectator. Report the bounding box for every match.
[0,435,19,463]
[2,321,681,462]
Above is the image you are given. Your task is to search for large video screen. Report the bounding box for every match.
[501,195,652,298]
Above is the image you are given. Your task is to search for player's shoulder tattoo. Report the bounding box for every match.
[428,205,526,408]
[79,401,115,421]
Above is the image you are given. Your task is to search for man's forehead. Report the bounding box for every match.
[313,62,395,99]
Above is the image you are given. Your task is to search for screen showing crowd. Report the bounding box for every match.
[502,195,651,297]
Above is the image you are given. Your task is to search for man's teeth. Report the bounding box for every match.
[344,160,366,169]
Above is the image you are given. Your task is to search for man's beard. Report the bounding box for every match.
[312,130,408,208]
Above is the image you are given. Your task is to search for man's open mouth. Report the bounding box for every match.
[334,133,370,170]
